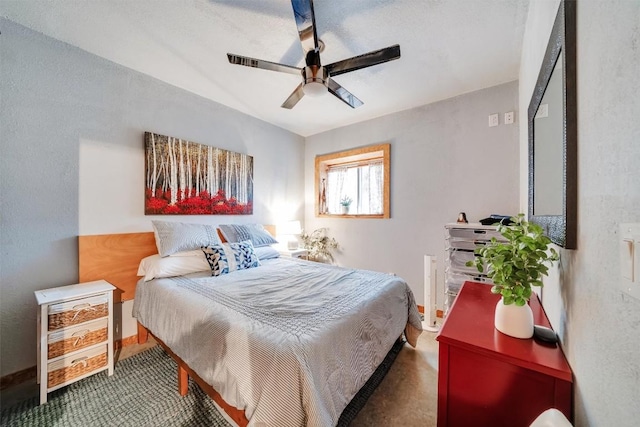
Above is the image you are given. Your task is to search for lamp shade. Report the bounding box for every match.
[278,220,302,236]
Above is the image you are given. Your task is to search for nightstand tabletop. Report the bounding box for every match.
[277,248,309,258]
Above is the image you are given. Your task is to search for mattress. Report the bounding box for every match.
[133,257,422,426]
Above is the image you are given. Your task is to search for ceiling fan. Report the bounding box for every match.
[227,0,401,109]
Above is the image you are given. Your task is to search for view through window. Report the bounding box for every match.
[315,144,390,218]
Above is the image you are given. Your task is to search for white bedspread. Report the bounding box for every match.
[133,257,422,427]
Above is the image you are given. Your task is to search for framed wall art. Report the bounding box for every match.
[144,132,253,215]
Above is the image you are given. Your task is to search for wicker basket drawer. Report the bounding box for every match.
[47,345,107,388]
[47,318,108,359]
[48,294,109,331]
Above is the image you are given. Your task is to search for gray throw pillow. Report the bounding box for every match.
[152,220,221,257]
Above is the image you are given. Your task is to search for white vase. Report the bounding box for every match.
[341,205,349,214]
[494,298,534,339]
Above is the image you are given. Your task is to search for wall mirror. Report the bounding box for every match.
[528,0,577,249]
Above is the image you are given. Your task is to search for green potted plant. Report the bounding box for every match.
[300,228,339,263]
[466,213,559,338]
[340,196,353,214]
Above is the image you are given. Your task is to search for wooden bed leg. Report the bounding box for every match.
[137,322,148,344]
[178,365,189,396]
[150,332,249,426]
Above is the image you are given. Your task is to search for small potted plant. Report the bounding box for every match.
[340,196,352,214]
[467,213,559,339]
[300,228,339,263]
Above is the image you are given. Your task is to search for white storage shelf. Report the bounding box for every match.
[35,280,115,404]
[444,223,506,315]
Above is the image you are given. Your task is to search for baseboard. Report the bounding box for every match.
[0,366,36,391]
[115,334,139,350]
[0,335,139,390]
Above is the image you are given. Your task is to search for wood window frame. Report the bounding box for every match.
[315,143,390,219]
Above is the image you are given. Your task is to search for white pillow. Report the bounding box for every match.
[152,220,221,257]
[254,246,280,260]
[137,253,211,281]
[168,249,204,257]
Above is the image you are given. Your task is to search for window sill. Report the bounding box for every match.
[317,214,387,219]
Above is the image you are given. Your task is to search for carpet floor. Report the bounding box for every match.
[1,339,405,427]
[1,346,230,427]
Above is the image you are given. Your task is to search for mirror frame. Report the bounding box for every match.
[528,0,577,249]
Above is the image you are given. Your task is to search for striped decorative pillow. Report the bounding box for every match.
[201,241,260,276]
[218,224,278,247]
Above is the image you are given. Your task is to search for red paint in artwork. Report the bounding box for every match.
[145,189,252,215]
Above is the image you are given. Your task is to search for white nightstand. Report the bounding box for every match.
[277,248,309,260]
[34,280,115,404]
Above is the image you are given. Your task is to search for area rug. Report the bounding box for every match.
[1,339,404,426]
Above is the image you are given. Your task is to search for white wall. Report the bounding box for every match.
[519,1,640,425]
[0,19,304,377]
[305,82,520,307]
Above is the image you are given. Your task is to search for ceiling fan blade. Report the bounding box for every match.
[281,83,305,109]
[327,79,363,109]
[291,0,319,53]
[325,44,401,77]
[227,53,301,76]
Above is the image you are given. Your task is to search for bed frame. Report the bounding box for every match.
[137,324,249,426]
[78,226,276,426]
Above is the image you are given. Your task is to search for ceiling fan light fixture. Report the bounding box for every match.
[302,65,328,97]
[303,80,326,97]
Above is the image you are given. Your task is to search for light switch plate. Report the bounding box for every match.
[536,103,549,119]
[620,223,640,300]
[621,238,634,281]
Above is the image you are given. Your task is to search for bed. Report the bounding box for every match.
[79,223,422,427]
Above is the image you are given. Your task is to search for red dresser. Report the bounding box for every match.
[436,281,573,427]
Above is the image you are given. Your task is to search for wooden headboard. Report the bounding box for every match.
[79,232,157,302]
[78,225,276,303]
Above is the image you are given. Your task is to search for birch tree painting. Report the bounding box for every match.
[144,132,253,215]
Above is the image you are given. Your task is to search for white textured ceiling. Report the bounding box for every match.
[1,0,530,136]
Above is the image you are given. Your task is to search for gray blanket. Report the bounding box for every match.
[133,257,422,426]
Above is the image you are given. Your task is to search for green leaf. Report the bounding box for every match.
[468,213,562,306]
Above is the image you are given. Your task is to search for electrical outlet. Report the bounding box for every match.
[504,111,515,124]
[488,113,499,127]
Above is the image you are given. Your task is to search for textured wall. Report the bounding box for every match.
[519,1,640,425]
[0,19,304,377]
[304,82,521,307]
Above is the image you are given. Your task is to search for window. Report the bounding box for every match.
[315,144,390,218]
